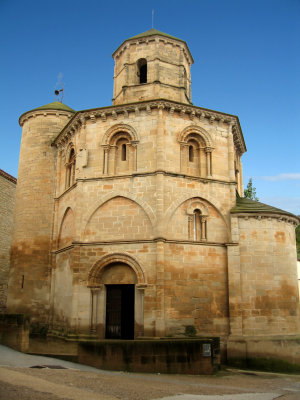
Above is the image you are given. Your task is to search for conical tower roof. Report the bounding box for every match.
[129,28,184,43]
[30,101,75,113]
[113,29,193,62]
[231,193,298,220]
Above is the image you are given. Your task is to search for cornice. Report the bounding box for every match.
[19,109,74,127]
[231,212,299,227]
[53,238,227,254]
[112,35,194,65]
[53,99,246,154]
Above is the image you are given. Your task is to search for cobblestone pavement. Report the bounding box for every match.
[0,345,300,400]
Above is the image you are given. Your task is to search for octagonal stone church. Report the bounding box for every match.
[6,30,300,352]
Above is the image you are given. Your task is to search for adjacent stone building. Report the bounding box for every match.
[6,30,300,358]
[0,169,16,313]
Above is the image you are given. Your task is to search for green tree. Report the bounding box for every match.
[244,178,259,201]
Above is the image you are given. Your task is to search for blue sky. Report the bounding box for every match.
[1,0,299,214]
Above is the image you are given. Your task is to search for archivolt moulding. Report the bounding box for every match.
[178,125,214,148]
[87,252,146,287]
[186,201,209,216]
[101,123,140,146]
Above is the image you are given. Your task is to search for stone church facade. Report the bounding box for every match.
[6,30,300,353]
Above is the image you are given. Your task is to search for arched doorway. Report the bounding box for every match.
[87,255,146,340]
[102,262,136,339]
[106,284,134,339]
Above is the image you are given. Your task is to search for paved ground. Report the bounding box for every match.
[1,344,300,400]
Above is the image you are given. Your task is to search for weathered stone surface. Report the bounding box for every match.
[4,29,300,364]
[0,170,16,313]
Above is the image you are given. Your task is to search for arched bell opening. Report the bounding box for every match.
[137,58,147,84]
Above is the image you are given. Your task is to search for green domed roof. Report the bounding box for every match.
[30,101,75,113]
[231,193,297,218]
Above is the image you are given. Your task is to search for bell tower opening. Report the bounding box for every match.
[137,58,147,84]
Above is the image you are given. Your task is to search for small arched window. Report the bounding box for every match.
[193,209,201,241]
[137,58,147,84]
[189,145,194,162]
[121,143,127,161]
[66,148,76,188]
[188,207,207,242]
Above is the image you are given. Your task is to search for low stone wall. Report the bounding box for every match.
[227,335,300,372]
[0,314,30,352]
[78,338,219,375]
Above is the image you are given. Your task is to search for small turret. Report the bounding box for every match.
[6,102,75,323]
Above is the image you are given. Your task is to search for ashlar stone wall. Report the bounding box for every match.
[229,215,300,336]
[0,170,16,312]
[50,102,240,338]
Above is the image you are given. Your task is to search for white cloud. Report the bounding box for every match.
[261,173,300,181]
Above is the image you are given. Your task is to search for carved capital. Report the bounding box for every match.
[130,140,139,147]
[136,284,147,292]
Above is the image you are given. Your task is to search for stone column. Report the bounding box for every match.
[188,215,193,239]
[102,145,109,175]
[131,141,138,171]
[205,148,213,178]
[201,217,207,240]
[90,288,100,333]
[135,284,146,337]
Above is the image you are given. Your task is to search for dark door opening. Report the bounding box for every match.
[105,284,135,339]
